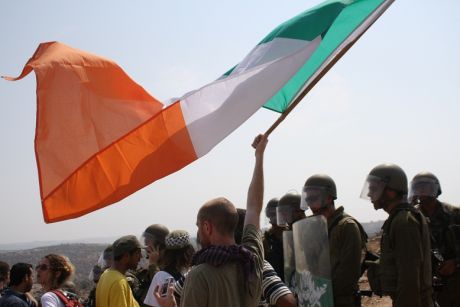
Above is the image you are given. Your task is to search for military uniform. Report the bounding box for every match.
[379,203,433,307]
[328,206,367,307]
[419,201,460,307]
[263,227,285,281]
[128,264,160,307]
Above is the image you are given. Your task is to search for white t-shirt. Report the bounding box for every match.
[143,271,173,307]
[40,291,66,307]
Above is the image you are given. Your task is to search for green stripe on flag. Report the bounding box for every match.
[263,0,386,113]
[259,1,346,43]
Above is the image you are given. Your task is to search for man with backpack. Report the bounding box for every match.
[302,174,367,307]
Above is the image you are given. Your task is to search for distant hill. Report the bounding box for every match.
[0,236,118,251]
[0,243,108,295]
[361,220,384,237]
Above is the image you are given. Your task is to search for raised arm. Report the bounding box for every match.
[245,134,268,229]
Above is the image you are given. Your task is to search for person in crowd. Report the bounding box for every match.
[85,265,103,307]
[262,198,286,281]
[172,208,296,307]
[96,235,142,307]
[302,174,367,307]
[154,134,268,307]
[409,171,460,307]
[101,246,113,270]
[134,224,170,306]
[0,263,37,307]
[85,245,113,307]
[361,164,432,307]
[144,231,194,307]
[36,254,78,307]
[0,261,10,296]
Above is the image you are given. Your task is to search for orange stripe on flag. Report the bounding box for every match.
[42,102,197,222]
[4,42,197,222]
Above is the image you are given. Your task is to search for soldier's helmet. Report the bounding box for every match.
[301,174,337,210]
[142,224,170,248]
[265,198,279,224]
[408,171,441,203]
[360,163,408,202]
[276,192,303,226]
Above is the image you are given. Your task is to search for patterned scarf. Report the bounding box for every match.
[192,244,256,281]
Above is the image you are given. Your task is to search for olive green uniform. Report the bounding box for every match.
[263,226,285,281]
[380,203,433,307]
[123,264,159,306]
[328,206,367,307]
[419,201,460,307]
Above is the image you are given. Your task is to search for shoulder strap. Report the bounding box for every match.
[329,214,368,244]
[385,204,426,249]
[385,203,413,231]
[51,290,70,305]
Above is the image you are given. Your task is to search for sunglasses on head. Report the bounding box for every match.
[35,264,49,271]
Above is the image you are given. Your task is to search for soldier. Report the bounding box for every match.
[276,192,306,229]
[275,192,306,292]
[361,164,433,307]
[409,172,460,307]
[263,198,286,281]
[302,174,367,307]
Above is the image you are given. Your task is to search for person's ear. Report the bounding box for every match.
[204,221,212,235]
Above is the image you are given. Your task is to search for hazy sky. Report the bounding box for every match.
[1,0,459,245]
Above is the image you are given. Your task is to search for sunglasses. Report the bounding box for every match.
[35,264,49,271]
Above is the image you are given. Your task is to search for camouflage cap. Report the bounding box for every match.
[165,230,191,250]
[112,235,142,258]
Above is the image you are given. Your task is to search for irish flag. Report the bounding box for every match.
[4,0,393,222]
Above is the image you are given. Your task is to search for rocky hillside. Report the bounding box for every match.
[0,243,108,295]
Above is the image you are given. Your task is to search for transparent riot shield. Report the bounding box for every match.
[292,215,333,307]
[283,230,296,290]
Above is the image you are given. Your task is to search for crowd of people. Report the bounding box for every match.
[1,134,459,307]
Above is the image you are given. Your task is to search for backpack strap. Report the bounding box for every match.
[329,213,368,245]
[51,289,70,305]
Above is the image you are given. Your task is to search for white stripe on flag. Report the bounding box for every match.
[180,36,321,157]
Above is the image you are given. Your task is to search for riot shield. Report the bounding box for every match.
[283,230,296,290]
[293,215,333,307]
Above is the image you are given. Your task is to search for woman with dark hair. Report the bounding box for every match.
[143,230,194,307]
[36,254,76,307]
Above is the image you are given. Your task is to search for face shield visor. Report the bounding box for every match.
[360,175,386,202]
[265,206,277,225]
[408,177,439,203]
[88,264,103,282]
[276,205,295,227]
[300,186,327,211]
